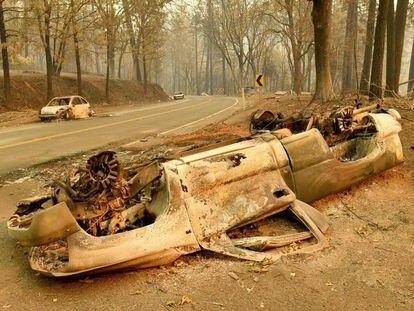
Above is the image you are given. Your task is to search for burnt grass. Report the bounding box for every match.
[0,95,413,310]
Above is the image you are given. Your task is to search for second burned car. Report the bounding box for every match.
[8,104,404,277]
[39,95,95,121]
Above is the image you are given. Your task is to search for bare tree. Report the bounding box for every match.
[122,0,141,81]
[263,1,313,95]
[94,0,122,101]
[35,0,54,101]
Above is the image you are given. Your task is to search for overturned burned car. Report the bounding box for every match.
[7,104,403,277]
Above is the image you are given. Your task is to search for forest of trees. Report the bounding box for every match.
[0,0,414,107]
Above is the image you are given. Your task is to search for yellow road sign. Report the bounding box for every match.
[255,74,264,88]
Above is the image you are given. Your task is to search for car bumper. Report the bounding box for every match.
[39,114,58,120]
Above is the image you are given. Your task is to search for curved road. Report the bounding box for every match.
[0,96,238,176]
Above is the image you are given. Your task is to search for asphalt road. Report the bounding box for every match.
[0,96,238,176]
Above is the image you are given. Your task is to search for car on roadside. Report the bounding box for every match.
[39,96,94,121]
[173,91,184,100]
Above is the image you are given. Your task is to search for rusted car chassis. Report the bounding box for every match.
[7,105,403,277]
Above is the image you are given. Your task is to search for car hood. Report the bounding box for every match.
[40,106,67,115]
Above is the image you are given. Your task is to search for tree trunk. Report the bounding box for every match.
[142,30,148,93]
[194,24,199,95]
[408,37,414,94]
[23,0,29,58]
[385,0,395,97]
[0,1,11,107]
[93,46,100,74]
[70,0,81,95]
[311,0,335,101]
[286,0,302,95]
[122,0,141,81]
[73,31,82,95]
[43,1,53,101]
[143,53,148,93]
[118,42,127,79]
[292,54,302,95]
[393,0,409,94]
[370,0,389,99]
[105,42,110,102]
[222,52,227,95]
[108,2,115,79]
[306,48,313,92]
[342,0,358,94]
[209,44,213,95]
[360,0,376,95]
[109,47,115,78]
[204,38,210,93]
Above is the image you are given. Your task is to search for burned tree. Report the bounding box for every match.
[36,0,54,101]
[341,0,358,95]
[369,0,388,99]
[311,0,335,101]
[393,0,409,94]
[385,0,395,97]
[360,0,377,95]
[0,0,11,107]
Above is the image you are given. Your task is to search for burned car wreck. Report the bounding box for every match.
[7,104,403,277]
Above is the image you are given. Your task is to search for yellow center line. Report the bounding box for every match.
[0,99,213,150]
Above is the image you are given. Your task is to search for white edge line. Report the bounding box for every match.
[159,98,239,135]
[123,98,239,147]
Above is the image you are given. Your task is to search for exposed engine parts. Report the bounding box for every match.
[87,151,122,189]
[15,152,162,237]
[249,103,401,147]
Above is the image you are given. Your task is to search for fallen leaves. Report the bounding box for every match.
[129,290,143,296]
[245,258,273,273]
[179,295,192,305]
[165,295,192,307]
[282,242,300,254]
[355,225,373,237]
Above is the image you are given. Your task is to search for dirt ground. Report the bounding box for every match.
[0,94,413,310]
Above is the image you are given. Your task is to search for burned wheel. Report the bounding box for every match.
[336,106,354,132]
[86,151,121,189]
[249,110,278,134]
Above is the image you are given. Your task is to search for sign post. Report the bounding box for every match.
[255,74,264,108]
[241,86,246,111]
[255,74,264,88]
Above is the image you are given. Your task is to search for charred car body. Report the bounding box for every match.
[39,96,94,121]
[8,104,403,277]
